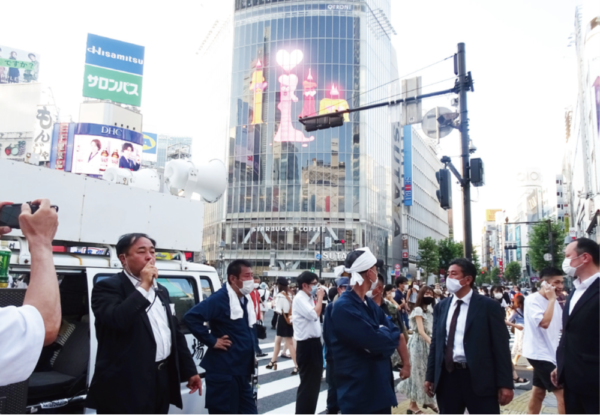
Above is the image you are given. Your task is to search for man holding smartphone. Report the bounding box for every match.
[0,200,61,386]
[522,268,565,414]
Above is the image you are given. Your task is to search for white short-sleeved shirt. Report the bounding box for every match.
[292,290,321,341]
[523,292,562,364]
[0,305,45,386]
[275,292,291,314]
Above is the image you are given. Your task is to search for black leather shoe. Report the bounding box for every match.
[256,353,268,358]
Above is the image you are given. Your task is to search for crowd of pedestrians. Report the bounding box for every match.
[1,198,598,415]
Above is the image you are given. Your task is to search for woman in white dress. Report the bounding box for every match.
[398,286,439,414]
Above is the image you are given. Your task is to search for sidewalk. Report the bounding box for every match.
[392,388,558,414]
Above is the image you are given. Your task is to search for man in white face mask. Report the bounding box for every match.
[551,238,599,414]
[184,260,258,414]
[425,258,514,413]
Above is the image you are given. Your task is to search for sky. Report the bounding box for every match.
[0,0,582,246]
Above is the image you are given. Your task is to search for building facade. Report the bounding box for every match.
[156,135,193,169]
[203,0,399,276]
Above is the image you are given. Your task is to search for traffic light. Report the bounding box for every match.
[334,239,345,245]
[435,169,452,210]
[299,113,344,132]
[471,158,485,187]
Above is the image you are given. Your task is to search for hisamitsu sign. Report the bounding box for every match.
[85,34,145,76]
[83,34,145,107]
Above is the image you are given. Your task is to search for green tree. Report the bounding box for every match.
[528,220,567,272]
[418,237,440,278]
[438,238,463,274]
[504,261,522,283]
[490,266,501,285]
[472,248,481,275]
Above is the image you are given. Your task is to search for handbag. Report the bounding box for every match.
[256,320,267,339]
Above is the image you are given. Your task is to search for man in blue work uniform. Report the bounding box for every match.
[184,259,258,414]
[323,274,350,414]
[331,248,400,414]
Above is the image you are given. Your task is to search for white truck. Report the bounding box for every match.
[0,159,225,414]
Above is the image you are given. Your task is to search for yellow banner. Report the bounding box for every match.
[486,209,502,222]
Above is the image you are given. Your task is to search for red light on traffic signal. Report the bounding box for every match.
[340,239,345,244]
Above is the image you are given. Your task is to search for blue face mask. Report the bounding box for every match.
[310,284,318,297]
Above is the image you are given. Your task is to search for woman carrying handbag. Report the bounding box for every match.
[266,277,298,375]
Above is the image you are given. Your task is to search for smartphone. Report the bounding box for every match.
[0,203,59,229]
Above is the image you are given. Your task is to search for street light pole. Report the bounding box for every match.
[319,225,323,279]
[457,43,473,261]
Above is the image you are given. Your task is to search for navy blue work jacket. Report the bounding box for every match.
[331,290,400,413]
[183,285,255,376]
[323,298,336,361]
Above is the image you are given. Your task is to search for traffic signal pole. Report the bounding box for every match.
[457,43,473,261]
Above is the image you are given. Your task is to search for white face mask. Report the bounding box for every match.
[414,284,419,290]
[239,279,254,296]
[445,277,464,294]
[254,283,260,289]
[562,256,582,277]
[494,293,503,299]
[366,290,373,298]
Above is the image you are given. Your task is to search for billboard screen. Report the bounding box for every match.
[83,34,144,107]
[142,132,158,161]
[0,45,40,84]
[50,123,143,176]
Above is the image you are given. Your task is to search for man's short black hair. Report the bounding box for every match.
[297,271,318,290]
[449,258,476,287]
[116,233,156,256]
[575,237,600,266]
[539,267,564,279]
[122,142,134,152]
[227,259,252,279]
[395,276,408,287]
[377,273,385,284]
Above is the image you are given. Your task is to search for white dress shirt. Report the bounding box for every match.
[0,305,45,386]
[569,272,600,314]
[125,271,172,361]
[292,290,322,341]
[445,288,473,363]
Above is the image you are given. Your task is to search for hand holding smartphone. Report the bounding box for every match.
[0,202,59,229]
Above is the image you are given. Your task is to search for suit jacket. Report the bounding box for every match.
[183,285,255,376]
[86,272,197,413]
[426,290,513,397]
[556,278,599,396]
[330,291,399,413]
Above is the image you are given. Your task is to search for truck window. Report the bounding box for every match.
[200,276,214,301]
[157,276,199,333]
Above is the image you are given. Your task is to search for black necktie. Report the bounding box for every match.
[445,299,463,373]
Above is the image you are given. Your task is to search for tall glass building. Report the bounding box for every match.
[203,0,399,276]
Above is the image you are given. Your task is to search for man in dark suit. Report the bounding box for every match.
[552,238,599,414]
[425,258,514,414]
[87,233,200,414]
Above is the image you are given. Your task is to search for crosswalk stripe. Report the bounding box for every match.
[258,371,325,399]
[258,359,296,376]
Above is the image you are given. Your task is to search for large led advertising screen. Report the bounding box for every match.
[50,123,143,176]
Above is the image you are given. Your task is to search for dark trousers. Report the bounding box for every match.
[205,373,257,414]
[271,311,278,328]
[96,363,170,414]
[436,367,499,414]
[564,386,599,414]
[296,338,323,414]
[325,359,339,413]
[252,323,263,354]
[401,311,410,330]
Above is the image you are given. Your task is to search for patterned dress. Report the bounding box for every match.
[397,306,437,406]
